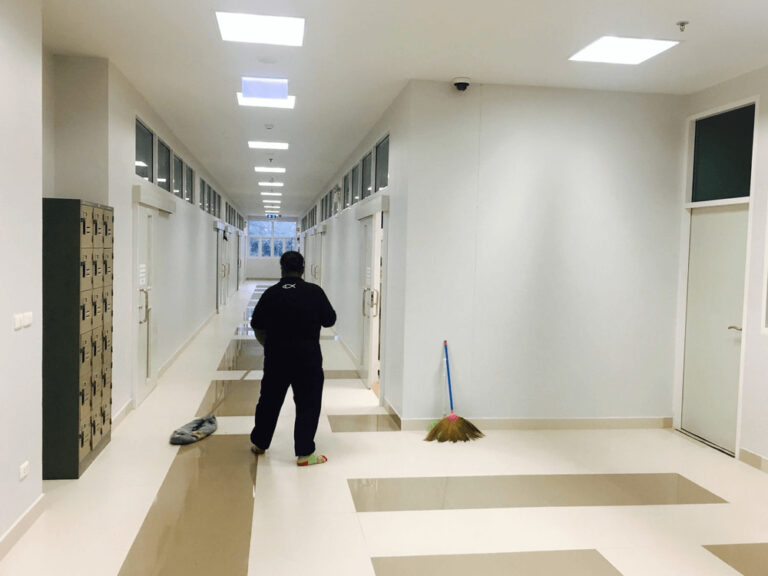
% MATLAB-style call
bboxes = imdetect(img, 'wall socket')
[19,460,30,481]
[12,312,34,331]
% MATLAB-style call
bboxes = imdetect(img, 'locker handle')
[728,326,743,332]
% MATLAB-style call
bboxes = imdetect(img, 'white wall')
[0,0,43,541]
[314,80,686,421]
[400,82,685,419]
[107,63,225,405]
[43,55,243,415]
[686,66,768,460]
[52,57,109,204]
[321,212,365,365]
[246,258,281,279]
[312,85,413,415]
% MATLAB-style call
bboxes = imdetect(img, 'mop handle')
[444,340,454,412]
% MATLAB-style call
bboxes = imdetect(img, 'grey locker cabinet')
[43,198,114,479]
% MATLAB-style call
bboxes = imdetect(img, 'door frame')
[673,96,759,457]
[355,194,389,400]
[131,183,175,408]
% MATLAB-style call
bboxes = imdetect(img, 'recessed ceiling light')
[237,93,296,109]
[570,36,678,65]
[242,77,288,99]
[255,167,286,173]
[263,200,281,204]
[259,182,284,187]
[135,161,148,168]
[261,192,283,196]
[215,12,305,47]
[249,141,290,150]
[157,178,167,183]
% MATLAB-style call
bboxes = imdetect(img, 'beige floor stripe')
[704,542,768,575]
[197,380,262,417]
[372,549,622,575]
[328,414,400,432]
[324,370,361,379]
[218,340,264,370]
[349,473,726,512]
[118,435,256,576]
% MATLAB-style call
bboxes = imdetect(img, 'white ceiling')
[41,0,768,218]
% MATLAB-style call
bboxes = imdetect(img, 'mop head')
[425,412,484,443]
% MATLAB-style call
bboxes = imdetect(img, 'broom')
[425,340,484,442]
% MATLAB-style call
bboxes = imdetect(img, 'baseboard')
[739,448,768,472]
[399,416,673,432]
[0,494,45,562]
[383,400,402,429]
[158,312,216,378]
[112,399,132,430]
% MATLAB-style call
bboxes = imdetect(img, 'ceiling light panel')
[255,167,286,173]
[242,77,288,99]
[237,93,296,109]
[249,141,290,150]
[570,36,678,65]
[263,200,281,204]
[261,192,283,196]
[259,182,284,187]
[216,12,305,46]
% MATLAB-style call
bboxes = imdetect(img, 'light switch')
[13,314,24,331]
[22,312,33,327]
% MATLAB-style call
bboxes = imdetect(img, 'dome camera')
[452,77,471,91]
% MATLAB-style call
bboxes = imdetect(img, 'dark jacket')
[250,277,336,364]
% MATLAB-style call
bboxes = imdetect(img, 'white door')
[681,204,749,453]
[310,233,323,285]
[237,234,242,290]
[358,214,383,389]
[216,230,229,311]
[135,205,158,407]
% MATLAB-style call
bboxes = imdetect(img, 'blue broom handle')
[444,340,454,412]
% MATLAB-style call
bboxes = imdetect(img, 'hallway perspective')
[1,282,768,575]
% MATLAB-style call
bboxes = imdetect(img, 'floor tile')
[196,380,262,417]
[704,542,768,575]
[118,435,255,576]
[348,473,726,512]
[371,549,622,576]
[218,340,264,370]
[328,414,400,432]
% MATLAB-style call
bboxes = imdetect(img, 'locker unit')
[43,199,114,479]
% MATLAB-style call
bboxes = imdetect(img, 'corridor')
[1,281,768,575]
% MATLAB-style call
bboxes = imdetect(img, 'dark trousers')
[250,359,324,457]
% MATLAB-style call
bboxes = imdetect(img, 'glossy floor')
[3,281,768,575]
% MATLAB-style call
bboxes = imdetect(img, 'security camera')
[452,77,471,91]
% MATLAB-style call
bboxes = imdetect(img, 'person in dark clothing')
[249,251,336,466]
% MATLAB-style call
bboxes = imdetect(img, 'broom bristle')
[425,414,484,442]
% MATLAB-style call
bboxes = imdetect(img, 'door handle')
[370,289,380,317]
[362,289,369,317]
[728,326,743,332]
[139,288,150,324]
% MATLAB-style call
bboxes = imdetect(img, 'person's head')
[280,251,304,278]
